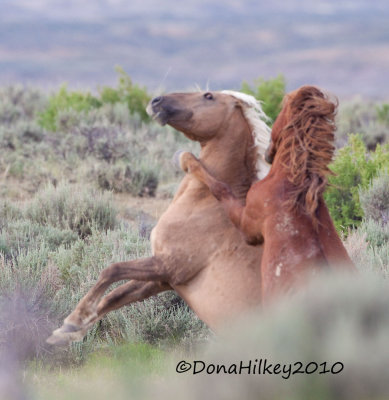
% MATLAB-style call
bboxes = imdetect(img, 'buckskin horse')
[47,90,272,345]
[178,86,354,302]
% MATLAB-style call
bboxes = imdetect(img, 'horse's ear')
[302,85,325,99]
[232,97,244,109]
[290,86,323,110]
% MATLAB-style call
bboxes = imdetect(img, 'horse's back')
[317,200,355,269]
[251,177,354,271]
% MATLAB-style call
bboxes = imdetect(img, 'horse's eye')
[204,92,213,100]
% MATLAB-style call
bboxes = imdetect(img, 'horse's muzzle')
[151,96,163,106]
[146,94,194,128]
[147,96,163,115]
[146,96,169,125]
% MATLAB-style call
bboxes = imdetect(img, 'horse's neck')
[199,121,256,200]
[266,163,284,181]
[260,157,294,201]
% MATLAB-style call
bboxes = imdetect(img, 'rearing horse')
[47,90,272,345]
[178,86,354,302]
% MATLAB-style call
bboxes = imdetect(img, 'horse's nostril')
[152,96,163,105]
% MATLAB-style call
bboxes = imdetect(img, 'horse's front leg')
[47,280,170,345]
[178,151,263,245]
[177,151,233,201]
[47,256,170,345]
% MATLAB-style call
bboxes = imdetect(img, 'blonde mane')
[221,90,271,180]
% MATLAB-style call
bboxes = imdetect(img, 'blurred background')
[1,0,388,97]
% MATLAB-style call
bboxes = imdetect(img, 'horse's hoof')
[46,323,86,346]
[46,333,71,347]
[172,150,187,170]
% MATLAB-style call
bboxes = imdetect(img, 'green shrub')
[99,66,151,123]
[127,291,208,348]
[359,218,389,250]
[38,67,151,132]
[50,223,150,288]
[0,102,194,197]
[324,135,389,233]
[72,123,132,162]
[0,121,45,152]
[0,85,47,124]
[336,99,389,150]
[0,220,77,259]
[345,219,389,275]
[38,85,101,132]
[55,102,137,132]
[376,103,389,125]
[99,102,134,127]
[358,219,389,274]
[241,74,285,122]
[0,79,197,198]
[25,182,118,238]
[96,162,158,197]
[359,172,389,224]
[0,199,23,228]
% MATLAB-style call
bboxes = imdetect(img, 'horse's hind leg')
[47,256,169,345]
[47,280,170,345]
[96,280,171,317]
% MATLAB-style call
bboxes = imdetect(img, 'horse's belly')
[173,246,263,330]
[150,197,235,276]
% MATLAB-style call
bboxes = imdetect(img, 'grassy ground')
[23,273,389,400]
[27,343,174,400]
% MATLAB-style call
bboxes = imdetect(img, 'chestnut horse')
[178,86,354,302]
[47,90,272,345]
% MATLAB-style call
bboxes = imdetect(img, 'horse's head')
[147,91,246,142]
[265,86,335,164]
[148,90,271,183]
[265,85,337,229]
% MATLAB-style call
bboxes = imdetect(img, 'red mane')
[274,86,337,229]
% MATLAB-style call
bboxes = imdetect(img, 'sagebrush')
[0,184,208,368]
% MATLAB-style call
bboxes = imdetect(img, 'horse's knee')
[212,181,232,200]
[245,235,263,246]
[181,152,199,173]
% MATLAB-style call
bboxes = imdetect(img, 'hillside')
[1,0,389,97]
